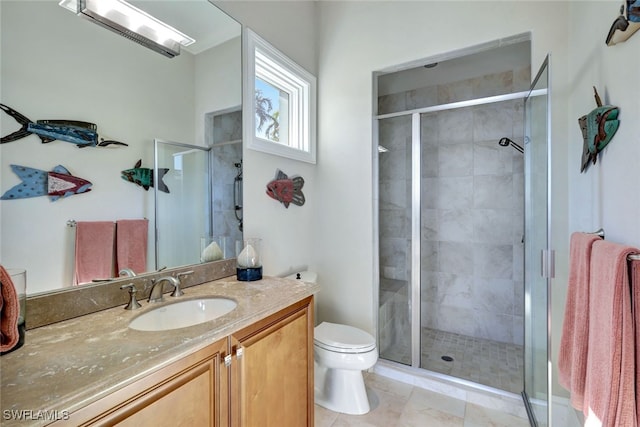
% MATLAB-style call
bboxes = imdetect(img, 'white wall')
[562,0,640,416]
[195,36,242,146]
[315,2,570,346]
[567,2,640,244]
[214,1,319,277]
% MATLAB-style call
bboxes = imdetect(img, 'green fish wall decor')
[121,159,170,193]
[578,87,620,173]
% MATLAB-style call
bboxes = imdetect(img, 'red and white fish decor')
[1,164,92,201]
[266,169,305,208]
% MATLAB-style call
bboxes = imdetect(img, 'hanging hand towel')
[558,232,602,410]
[116,219,148,275]
[631,259,640,421]
[0,265,20,353]
[582,240,639,427]
[74,221,115,285]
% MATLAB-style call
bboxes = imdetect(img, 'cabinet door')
[57,338,228,427]
[230,296,314,427]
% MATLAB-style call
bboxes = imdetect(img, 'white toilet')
[313,322,378,415]
[286,271,378,415]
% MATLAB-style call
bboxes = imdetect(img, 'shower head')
[498,137,524,154]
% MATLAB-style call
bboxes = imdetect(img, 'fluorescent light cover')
[58,0,195,58]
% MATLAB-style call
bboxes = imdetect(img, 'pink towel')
[74,221,115,285]
[582,240,639,426]
[116,219,148,275]
[558,232,602,409]
[632,260,640,421]
[0,265,19,353]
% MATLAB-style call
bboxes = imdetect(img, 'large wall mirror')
[0,0,242,294]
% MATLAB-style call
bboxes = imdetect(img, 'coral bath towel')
[632,260,640,422]
[558,232,602,409]
[74,221,115,285]
[0,265,19,353]
[116,219,148,275]
[582,240,639,427]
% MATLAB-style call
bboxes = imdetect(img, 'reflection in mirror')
[0,1,242,294]
[155,139,212,269]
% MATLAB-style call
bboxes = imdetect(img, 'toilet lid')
[314,322,376,352]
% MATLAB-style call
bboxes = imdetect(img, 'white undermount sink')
[129,298,237,331]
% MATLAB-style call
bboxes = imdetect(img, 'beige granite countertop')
[0,276,319,426]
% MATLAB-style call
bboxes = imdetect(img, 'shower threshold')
[372,359,529,419]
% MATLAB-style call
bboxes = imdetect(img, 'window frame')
[243,28,317,163]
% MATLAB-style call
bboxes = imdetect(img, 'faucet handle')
[176,270,194,280]
[171,270,193,297]
[120,283,142,310]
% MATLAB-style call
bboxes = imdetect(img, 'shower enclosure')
[376,40,551,426]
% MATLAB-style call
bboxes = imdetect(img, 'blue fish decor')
[1,165,92,201]
[266,169,305,208]
[606,0,640,46]
[578,87,620,173]
[121,159,170,193]
[0,103,128,148]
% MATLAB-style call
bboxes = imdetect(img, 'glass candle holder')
[236,238,262,281]
[201,235,226,262]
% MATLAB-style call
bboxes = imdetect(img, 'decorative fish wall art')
[606,0,640,46]
[0,103,128,148]
[578,87,620,173]
[121,159,170,193]
[1,165,92,201]
[266,169,305,208]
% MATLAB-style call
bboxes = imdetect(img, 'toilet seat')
[314,322,376,353]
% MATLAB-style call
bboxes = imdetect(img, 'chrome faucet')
[119,268,136,278]
[146,276,181,303]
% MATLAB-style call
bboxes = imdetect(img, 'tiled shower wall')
[211,110,243,257]
[378,67,530,354]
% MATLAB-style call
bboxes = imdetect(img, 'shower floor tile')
[421,328,524,394]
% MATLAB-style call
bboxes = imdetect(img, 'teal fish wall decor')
[1,164,92,201]
[579,87,620,173]
[0,103,128,148]
[121,159,170,193]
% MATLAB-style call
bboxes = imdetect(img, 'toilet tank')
[285,271,317,284]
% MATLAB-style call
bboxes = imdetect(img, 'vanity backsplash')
[26,259,236,329]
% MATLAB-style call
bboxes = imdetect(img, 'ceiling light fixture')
[58,0,195,58]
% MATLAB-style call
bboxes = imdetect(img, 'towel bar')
[585,229,639,261]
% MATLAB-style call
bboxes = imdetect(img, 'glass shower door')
[154,139,211,270]
[377,115,413,365]
[523,56,550,427]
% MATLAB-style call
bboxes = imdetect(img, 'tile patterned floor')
[382,328,524,394]
[421,328,524,394]
[315,372,531,427]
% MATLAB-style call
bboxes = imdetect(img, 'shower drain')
[441,355,454,362]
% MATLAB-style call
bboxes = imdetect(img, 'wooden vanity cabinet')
[229,296,314,427]
[51,296,313,427]
[56,337,229,427]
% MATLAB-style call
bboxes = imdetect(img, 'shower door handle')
[541,249,555,279]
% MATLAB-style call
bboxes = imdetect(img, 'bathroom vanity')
[0,276,317,427]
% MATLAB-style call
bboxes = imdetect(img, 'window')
[244,29,316,163]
